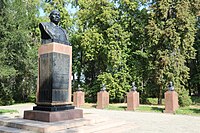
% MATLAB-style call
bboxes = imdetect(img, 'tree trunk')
[158,85,163,105]
[198,84,200,96]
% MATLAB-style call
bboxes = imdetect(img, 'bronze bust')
[39,10,70,45]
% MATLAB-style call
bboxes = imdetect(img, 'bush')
[191,96,200,105]
[146,98,165,105]
[27,95,36,103]
[0,97,15,106]
[178,89,192,107]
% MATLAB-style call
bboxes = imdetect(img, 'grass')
[136,105,164,113]
[80,103,200,116]
[80,103,96,109]
[176,106,200,116]
[0,109,18,114]
[106,103,126,111]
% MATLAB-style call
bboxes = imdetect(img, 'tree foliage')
[0,0,40,105]
[146,0,198,105]
[0,0,199,106]
[71,0,134,102]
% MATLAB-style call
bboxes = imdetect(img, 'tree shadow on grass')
[188,108,200,114]
[118,106,127,110]
[92,105,97,108]
[151,107,164,112]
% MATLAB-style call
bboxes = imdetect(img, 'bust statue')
[101,84,106,91]
[39,10,70,45]
[168,81,174,91]
[131,82,137,91]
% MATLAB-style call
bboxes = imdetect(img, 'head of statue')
[168,81,174,91]
[49,10,60,25]
[169,81,173,87]
[131,82,137,91]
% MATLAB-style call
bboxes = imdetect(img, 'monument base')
[96,91,109,109]
[126,91,139,111]
[24,109,83,122]
[73,91,85,107]
[164,91,179,113]
[33,104,75,111]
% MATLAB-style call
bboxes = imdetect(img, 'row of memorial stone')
[73,81,179,113]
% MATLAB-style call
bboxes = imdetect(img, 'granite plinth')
[164,91,179,113]
[73,91,85,107]
[127,91,139,111]
[24,109,83,122]
[96,91,109,109]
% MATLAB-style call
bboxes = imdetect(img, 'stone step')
[0,114,107,133]
[0,126,33,133]
[68,120,129,133]
[0,118,91,133]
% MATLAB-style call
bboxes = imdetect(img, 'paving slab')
[0,126,33,133]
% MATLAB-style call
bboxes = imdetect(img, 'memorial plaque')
[38,52,70,104]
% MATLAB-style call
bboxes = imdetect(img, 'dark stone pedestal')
[24,43,83,122]
[33,105,75,111]
[36,43,73,105]
[24,109,83,122]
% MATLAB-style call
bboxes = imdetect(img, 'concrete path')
[0,103,200,133]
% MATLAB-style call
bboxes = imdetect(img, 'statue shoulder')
[39,22,51,29]
[63,28,67,34]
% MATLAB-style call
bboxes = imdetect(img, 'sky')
[39,3,77,17]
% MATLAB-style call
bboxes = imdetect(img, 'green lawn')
[0,109,18,114]
[80,103,200,116]
[176,106,200,116]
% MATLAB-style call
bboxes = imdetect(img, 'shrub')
[178,89,192,107]
[146,98,165,105]
[27,95,36,103]
[191,96,200,105]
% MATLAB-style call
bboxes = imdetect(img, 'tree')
[72,0,132,102]
[146,0,198,106]
[0,0,40,105]
[114,0,151,102]
[189,13,200,96]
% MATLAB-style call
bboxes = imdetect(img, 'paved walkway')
[0,103,200,133]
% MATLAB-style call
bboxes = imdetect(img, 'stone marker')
[96,84,109,109]
[73,85,85,107]
[164,82,179,113]
[127,82,139,111]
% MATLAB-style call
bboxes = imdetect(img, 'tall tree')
[189,12,200,96]
[72,0,132,102]
[0,0,40,105]
[146,0,198,106]
[114,0,151,102]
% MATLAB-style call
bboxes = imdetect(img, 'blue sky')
[39,3,77,17]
